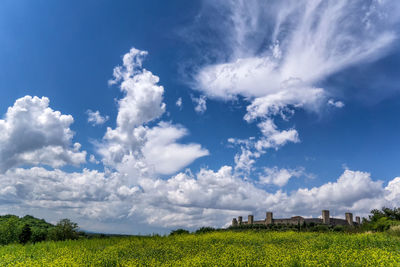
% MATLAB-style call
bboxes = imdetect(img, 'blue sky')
[1,0,400,234]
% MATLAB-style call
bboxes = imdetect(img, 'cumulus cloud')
[191,95,207,114]
[0,165,398,231]
[109,47,165,128]
[260,167,304,187]
[287,170,386,214]
[0,93,394,230]
[385,177,400,202]
[142,122,209,174]
[0,96,86,172]
[328,99,345,108]
[89,154,99,164]
[176,97,182,108]
[87,110,109,126]
[100,48,208,176]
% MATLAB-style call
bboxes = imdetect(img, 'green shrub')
[315,225,329,232]
[387,225,400,237]
[333,225,344,232]
[31,228,48,243]
[195,227,215,234]
[18,224,32,244]
[170,229,190,235]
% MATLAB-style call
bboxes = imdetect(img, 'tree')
[19,224,32,244]
[0,216,19,245]
[49,219,79,241]
[363,207,400,231]
[170,229,189,236]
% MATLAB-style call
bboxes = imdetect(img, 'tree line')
[0,215,79,245]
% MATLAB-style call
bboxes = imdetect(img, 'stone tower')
[238,216,243,225]
[248,215,254,225]
[322,210,330,224]
[356,216,361,225]
[345,213,353,226]
[266,212,273,225]
[232,218,238,226]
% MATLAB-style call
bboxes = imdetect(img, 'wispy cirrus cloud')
[192,0,400,172]
[195,0,400,105]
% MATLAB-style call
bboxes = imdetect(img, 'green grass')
[1,231,400,266]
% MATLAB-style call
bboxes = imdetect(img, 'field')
[1,231,400,266]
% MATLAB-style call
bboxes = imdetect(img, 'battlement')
[232,210,360,227]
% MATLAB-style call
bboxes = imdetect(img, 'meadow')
[1,231,400,266]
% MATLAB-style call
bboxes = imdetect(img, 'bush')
[388,225,400,237]
[170,229,190,236]
[31,228,48,243]
[370,217,396,232]
[195,227,215,234]
[315,225,329,232]
[333,225,344,232]
[18,224,32,244]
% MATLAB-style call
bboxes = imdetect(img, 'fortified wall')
[232,210,361,227]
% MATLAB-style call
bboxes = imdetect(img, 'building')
[232,210,361,227]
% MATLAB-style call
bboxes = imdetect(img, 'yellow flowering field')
[0,231,399,266]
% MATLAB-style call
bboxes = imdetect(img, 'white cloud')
[191,1,399,171]
[244,80,325,122]
[256,119,299,149]
[191,95,207,114]
[142,122,209,175]
[87,110,109,126]
[195,0,398,104]
[1,165,399,231]
[100,48,208,175]
[176,97,182,108]
[229,119,299,175]
[109,47,165,128]
[260,167,304,187]
[0,95,86,172]
[287,170,386,213]
[89,154,99,164]
[328,99,345,108]
[385,177,400,202]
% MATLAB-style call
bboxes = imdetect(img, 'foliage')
[48,219,79,241]
[195,227,215,234]
[362,207,400,232]
[388,225,400,237]
[314,224,329,232]
[18,224,32,244]
[169,229,190,236]
[369,207,400,221]
[0,216,19,245]
[333,225,345,232]
[0,231,400,266]
[0,215,80,245]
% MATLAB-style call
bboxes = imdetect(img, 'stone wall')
[233,210,360,227]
